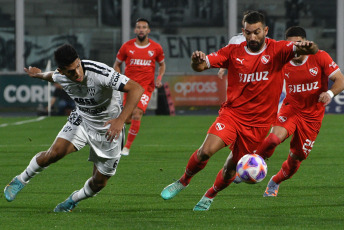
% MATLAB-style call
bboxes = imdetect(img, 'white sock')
[19,155,44,183]
[72,178,97,202]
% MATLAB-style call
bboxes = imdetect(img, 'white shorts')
[57,112,125,176]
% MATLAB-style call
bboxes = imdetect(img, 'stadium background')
[0,0,343,115]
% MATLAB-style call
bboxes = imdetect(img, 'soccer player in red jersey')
[257,26,344,197]
[113,18,166,156]
[160,11,318,211]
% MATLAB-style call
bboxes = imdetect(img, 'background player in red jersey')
[113,18,166,156]
[160,11,318,211]
[252,26,344,197]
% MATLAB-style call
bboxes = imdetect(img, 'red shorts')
[123,86,153,113]
[274,104,322,160]
[208,109,271,163]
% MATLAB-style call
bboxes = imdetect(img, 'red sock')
[125,120,141,149]
[179,150,208,186]
[256,133,281,159]
[273,155,301,184]
[205,169,235,198]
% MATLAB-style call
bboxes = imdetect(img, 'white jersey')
[228,33,246,45]
[52,60,129,125]
[53,60,129,159]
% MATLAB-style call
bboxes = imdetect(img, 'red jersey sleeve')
[156,43,165,63]
[315,50,340,78]
[206,45,233,69]
[116,43,127,63]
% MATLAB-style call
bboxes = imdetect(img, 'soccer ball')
[236,154,267,184]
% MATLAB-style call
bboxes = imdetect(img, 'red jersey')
[116,38,165,91]
[282,50,339,121]
[207,38,295,127]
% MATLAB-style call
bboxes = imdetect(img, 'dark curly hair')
[54,44,79,69]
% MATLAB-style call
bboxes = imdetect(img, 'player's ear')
[264,26,269,36]
[57,68,63,75]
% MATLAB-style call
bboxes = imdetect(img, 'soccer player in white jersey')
[3,44,144,212]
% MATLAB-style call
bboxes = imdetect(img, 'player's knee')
[197,148,213,161]
[267,133,282,147]
[222,167,236,180]
[132,111,143,121]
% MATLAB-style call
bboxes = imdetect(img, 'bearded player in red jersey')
[253,26,344,197]
[113,18,166,156]
[160,11,319,211]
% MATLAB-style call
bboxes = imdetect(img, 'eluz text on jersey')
[288,81,319,93]
[239,71,269,83]
[129,59,152,66]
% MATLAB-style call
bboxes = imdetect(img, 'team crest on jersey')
[278,116,287,123]
[87,87,96,96]
[309,67,318,76]
[215,123,225,131]
[148,50,154,57]
[261,55,270,64]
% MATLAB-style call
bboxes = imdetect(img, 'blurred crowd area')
[0,0,337,74]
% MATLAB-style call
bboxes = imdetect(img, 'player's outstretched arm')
[191,51,209,72]
[318,70,344,106]
[294,41,319,56]
[104,80,144,142]
[113,60,122,74]
[155,61,166,88]
[217,68,226,79]
[24,66,54,82]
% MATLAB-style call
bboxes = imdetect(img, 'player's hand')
[155,78,163,88]
[24,66,42,78]
[104,118,124,142]
[294,41,318,54]
[191,50,206,64]
[217,68,226,79]
[318,91,332,106]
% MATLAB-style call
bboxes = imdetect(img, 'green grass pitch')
[0,115,343,229]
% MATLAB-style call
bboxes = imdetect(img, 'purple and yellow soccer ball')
[236,154,267,184]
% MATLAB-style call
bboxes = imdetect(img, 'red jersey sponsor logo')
[129,59,152,66]
[278,116,287,123]
[261,55,270,64]
[239,71,269,83]
[215,122,225,131]
[236,58,244,64]
[309,67,318,76]
[288,81,319,93]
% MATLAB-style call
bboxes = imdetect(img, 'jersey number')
[302,139,314,156]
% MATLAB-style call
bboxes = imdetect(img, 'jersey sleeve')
[92,62,130,92]
[316,50,340,78]
[108,71,130,91]
[116,44,127,63]
[156,44,165,63]
[275,40,296,64]
[206,45,231,69]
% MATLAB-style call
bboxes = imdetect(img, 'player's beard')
[137,34,147,42]
[247,39,265,52]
